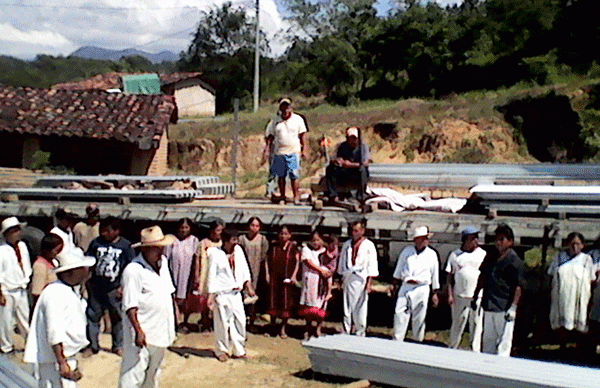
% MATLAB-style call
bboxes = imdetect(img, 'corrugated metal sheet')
[0,356,36,388]
[122,74,161,95]
[304,335,600,388]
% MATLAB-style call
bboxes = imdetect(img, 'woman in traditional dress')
[196,219,225,331]
[548,232,595,346]
[265,225,299,338]
[298,231,337,338]
[165,218,200,333]
[238,217,269,326]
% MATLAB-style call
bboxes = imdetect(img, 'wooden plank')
[304,335,600,388]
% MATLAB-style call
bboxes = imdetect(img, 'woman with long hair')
[196,219,225,331]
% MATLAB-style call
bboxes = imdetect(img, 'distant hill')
[70,46,179,64]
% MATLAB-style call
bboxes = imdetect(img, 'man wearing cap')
[73,203,100,252]
[445,226,486,351]
[392,226,440,342]
[0,217,32,354]
[262,98,309,205]
[325,126,370,203]
[119,226,176,388]
[51,208,77,255]
[24,248,95,387]
[337,220,379,336]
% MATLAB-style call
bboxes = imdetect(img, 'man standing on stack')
[262,98,309,205]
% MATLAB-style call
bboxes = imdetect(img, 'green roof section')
[122,74,161,95]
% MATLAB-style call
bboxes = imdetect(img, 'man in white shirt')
[393,226,440,342]
[207,230,256,362]
[0,217,32,354]
[337,220,379,336]
[50,208,78,255]
[119,226,176,388]
[73,203,100,252]
[262,98,309,205]
[446,226,486,351]
[24,248,95,387]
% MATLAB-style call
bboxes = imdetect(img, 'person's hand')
[134,329,147,348]
[207,294,216,311]
[447,294,454,306]
[261,149,270,165]
[265,273,270,284]
[431,293,439,308]
[115,286,124,300]
[365,282,372,294]
[320,268,332,278]
[58,361,72,380]
[505,304,518,322]
[0,294,6,306]
[247,287,256,298]
[470,299,478,311]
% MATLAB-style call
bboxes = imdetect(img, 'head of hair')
[494,223,514,241]
[100,216,121,232]
[176,218,194,230]
[41,233,63,255]
[350,219,367,229]
[221,229,239,243]
[208,219,225,231]
[566,232,585,245]
[247,217,263,228]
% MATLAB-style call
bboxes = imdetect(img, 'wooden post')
[232,98,240,197]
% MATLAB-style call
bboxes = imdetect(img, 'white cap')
[0,217,26,235]
[346,127,359,138]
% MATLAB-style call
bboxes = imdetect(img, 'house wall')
[173,79,215,117]
[130,130,169,176]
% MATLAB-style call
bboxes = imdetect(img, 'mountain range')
[69,46,179,63]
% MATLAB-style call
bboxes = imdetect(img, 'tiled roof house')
[0,85,177,175]
[53,72,216,117]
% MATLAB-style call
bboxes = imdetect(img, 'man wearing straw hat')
[0,216,32,354]
[392,226,440,342]
[119,226,176,388]
[24,247,95,387]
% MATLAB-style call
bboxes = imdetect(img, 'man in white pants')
[207,230,256,362]
[24,248,95,387]
[119,226,176,388]
[446,226,486,351]
[337,220,379,336]
[472,223,524,357]
[393,226,440,342]
[0,217,32,354]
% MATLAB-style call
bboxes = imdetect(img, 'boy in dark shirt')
[472,223,525,356]
[84,216,135,356]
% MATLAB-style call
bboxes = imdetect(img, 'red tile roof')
[0,86,177,149]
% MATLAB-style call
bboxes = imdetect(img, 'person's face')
[4,226,22,245]
[280,104,292,120]
[278,228,291,243]
[347,135,359,148]
[223,236,239,253]
[414,235,429,250]
[494,234,514,254]
[310,234,324,249]
[351,224,365,241]
[211,225,224,241]
[178,222,191,239]
[100,226,120,242]
[248,219,261,235]
[71,266,91,285]
[567,236,584,256]
[462,234,479,252]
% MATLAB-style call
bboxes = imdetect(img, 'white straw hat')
[0,217,26,235]
[410,226,433,240]
[54,247,95,273]
[132,226,176,248]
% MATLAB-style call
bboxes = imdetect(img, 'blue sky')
[0,0,459,60]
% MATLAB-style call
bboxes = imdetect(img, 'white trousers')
[0,288,29,353]
[482,311,515,357]
[449,296,483,352]
[393,283,430,341]
[37,359,77,388]
[342,275,369,336]
[119,345,166,388]
[213,292,246,357]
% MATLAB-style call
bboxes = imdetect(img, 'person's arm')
[243,280,256,297]
[471,272,485,310]
[52,343,82,381]
[126,307,146,347]
[290,247,300,283]
[300,132,308,159]
[446,272,454,305]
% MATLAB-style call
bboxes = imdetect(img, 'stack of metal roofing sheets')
[304,334,600,388]
[0,356,36,388]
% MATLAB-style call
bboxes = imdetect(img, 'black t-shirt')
[336,141,370,165]
[87,236,135,291]
[480,248,525,312]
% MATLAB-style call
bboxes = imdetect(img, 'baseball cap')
[346,127,359,138]
[461,226,480,237]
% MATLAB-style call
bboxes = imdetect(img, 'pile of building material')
[0,356,35,387]
[0,175,234,203]
[303,335,600,388]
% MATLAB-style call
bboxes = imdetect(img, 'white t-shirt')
[0,241,31,291]
[445,247,487,298]
[207,245,251,294]
[265,112,308,155]
[24,281,88,364]
[393,246,440,289]
[337,238,379,281]
[50,226,75,255]
[121,254,175,348]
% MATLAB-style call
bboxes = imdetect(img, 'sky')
[0,0,460,60]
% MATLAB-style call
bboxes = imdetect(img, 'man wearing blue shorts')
[262,98,308,205]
